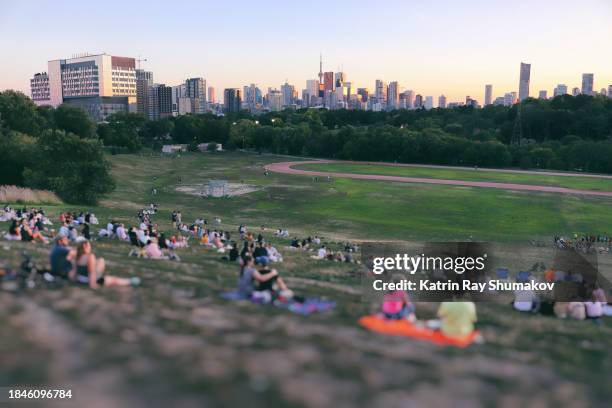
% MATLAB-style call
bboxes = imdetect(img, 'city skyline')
[1,0,612,103]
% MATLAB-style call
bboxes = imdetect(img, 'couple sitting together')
[50,234,140,289]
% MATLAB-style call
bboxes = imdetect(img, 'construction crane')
[136,56,148,70]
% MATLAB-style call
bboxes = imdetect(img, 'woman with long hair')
[70,240,139,289]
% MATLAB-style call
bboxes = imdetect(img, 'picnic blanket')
[358,315,480,348]
[220,290,336,315]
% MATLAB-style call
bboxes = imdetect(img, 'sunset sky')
[1,0,611,103]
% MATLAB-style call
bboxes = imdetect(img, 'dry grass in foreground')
[0,185,62,205]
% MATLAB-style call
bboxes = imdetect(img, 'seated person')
[317,246,327,259]
[255,258,290,294]
[238,256,291,298]
[145,239,166,259]
[382,289,415,321]
[437,302,477,338]
[513,287,540,312]
[5,220,21,240]
[265,243,282,262]
[116,224,128,241]
[69,240,139,289]
[49,235,75,277]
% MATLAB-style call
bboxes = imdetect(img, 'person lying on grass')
[70,239,140,289]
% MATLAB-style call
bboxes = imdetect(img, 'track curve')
[264,160,612,198]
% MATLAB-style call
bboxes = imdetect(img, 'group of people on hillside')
[554,234,611,253]
[3,207,54,243]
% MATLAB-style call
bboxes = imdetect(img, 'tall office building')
[323,72,335,92]
[207,86,216,104]
[484,84,493,106]
[374,80,387,106]
[518,62,530,101]
[185,77,207,113]
[503,93,513,106]
[30,53,137,121]
[553,84,568,97]
[334,72,345,88]
[305,79,320,106]
[136,69,154,116]
[223,88,241,113]
[387,81,399,110]
[401,90,414,109]
[357,88,369,103]
[148,84,172,120]
[171,83,186,115]
[280,82,295,107]
[581,73,594,96]
[438,94,447,109]
[538,90,547,99]
[414,94,423,108]
[266,89,282,111]
[424,96,434,110]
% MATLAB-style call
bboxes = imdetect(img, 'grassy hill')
[1,151,610,407]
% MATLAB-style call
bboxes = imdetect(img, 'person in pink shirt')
[382,289,415,321]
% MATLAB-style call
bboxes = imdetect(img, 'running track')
[264,160,612,198]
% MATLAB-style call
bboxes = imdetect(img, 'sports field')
[1,151,611,407]
[293,162,612,193]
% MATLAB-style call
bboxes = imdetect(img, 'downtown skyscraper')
[518,62,530,101]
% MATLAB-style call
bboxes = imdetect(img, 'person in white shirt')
[317,246,327,259]
[116,224,128,241]
[513,289,539,312]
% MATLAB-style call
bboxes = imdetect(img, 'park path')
[265,160,612,198]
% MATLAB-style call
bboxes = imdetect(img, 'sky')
[1,0,611,103]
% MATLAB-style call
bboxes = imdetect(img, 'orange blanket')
[358,315,480,348]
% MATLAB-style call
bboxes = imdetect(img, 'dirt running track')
[265,160,612,198]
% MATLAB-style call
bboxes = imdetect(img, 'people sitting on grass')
[381,286,415,322]
[436,301,477,338]
[70,239,139,289]
[49,234,75,277]
[237,256,292,301]
[5,219,21,241]
[265,243,283,262]
[19,219,48,244]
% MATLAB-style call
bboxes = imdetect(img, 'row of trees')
[2,89,612,204]
[0,91,114,204]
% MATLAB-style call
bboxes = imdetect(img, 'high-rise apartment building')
[414,94,423,108]
[553,84,568,97]
[148,84,172,120]
[136,69,153,117]
[30,53,137,121]
[207,86,216,104]
[266,89,282,111]
[572,87,581,96]
[185,77,207,114]
[425,96,434,110]
[581,73,594,96]
[387,81,399,110]
[400,90,413,109]
[374,80,387,106]
[484,84,493,106]
[223,88,241,113]
[438,94,447,109]
[280,82,295,107]
[305,79,320,106]
[608,85,612,99]
[518,62,530,101]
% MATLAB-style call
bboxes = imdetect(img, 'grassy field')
[95,152,612,242]
[1,151,611,407]
[296,162,612,192]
